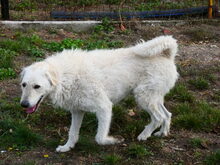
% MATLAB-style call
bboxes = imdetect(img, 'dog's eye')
[34,85,41,89]
[22,83,26,88]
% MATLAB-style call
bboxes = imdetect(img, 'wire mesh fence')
[0,0,219,20]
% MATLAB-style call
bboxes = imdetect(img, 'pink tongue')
[26,105,37,114]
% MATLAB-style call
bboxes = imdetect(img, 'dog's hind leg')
[56,111,84,152]
[154,104,172,137]
[95,99,124,145]
[134,88,167,140]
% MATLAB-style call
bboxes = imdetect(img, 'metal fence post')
[1,0,10,20]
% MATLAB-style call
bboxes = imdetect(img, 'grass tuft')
[204,150,220,165]
[128,144,153,158]
[0,48,16,69]
[0,68,16,80]
[173,102,220,131]
[0,119,43,150]
[103,154,122,165]
[188,77,209,90]
[189,137,206,148]
[75,135,101,154]
[184,28,217,41]
[166,84,194,103]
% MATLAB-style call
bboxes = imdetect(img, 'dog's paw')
[96,136,124,145]
[137,133,150,141]
[153,131,168,137]
[56,145,71,152]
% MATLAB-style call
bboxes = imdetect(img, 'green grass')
[188,77,209,90]
[9,0,207,13]
[103,154,122,165]
[0,48,16,80]
[166,84,195,103]
[75,135,101,154]
[189,137,206,148]
[0,48,16,69]
[94,18,114,33]
[204,150,220,165]
[127,144,153,158]
[184,28,218,42]
[135,0,206,11]
[0,34,45,57]
[0,68,16,80]
[173,102,220,131]
[43,37,123,52]
[0,119,43,150]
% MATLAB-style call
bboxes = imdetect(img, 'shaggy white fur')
[20,35,178,152]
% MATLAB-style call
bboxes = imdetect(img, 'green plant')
[27,46,44,57]
[0,48,16,69]
[188,77,209,90]
[166,84,194,103]
[173,102,220,131]
[184,28,217,41]
[0,68,16,80]
[76,0,98,6]
[103,154,122,165]
[0,119,43,150]
[75,135,101,154]
[43,39,84,52]
[204,150,220,165]
[128,144,153,158]
[94,18,114,33]
[189,137,206,148]
[12,0,37,11]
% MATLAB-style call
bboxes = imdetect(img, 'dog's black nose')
[21,100,30,108]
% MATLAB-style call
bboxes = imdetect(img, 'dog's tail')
[131,36,178,60]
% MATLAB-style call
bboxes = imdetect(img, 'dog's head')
[20,62,58,114]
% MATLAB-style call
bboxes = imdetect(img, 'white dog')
[20,36,178,152]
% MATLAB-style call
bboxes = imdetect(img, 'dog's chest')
[50,76,103,112]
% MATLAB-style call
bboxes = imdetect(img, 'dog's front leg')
[56,111,84,152]
[95,107,123,145]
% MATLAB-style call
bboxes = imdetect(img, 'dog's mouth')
[26,96,44,114]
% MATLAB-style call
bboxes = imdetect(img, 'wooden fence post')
[208,0,213,18]
[1,0,10,20]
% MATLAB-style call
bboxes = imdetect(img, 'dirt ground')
[0,20,220,165]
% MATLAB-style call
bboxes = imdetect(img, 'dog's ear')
[20,68,26,81]
[45,65,58,86]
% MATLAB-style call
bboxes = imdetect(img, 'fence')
[0,0,219,20]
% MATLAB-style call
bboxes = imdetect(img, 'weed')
[0,100,24,118]
[204,150,220,165]
[22,160,36,165]
[0,119,43,150]
[184,28,217,41]
[173,102,220,131]
[189,137,206,148]
[123,95,136,108]
[81,112,97,135]
[0,68,16,80]
[212,90,220,102]
[188,77,209,90]
[0,48,16,69]
[11,0,37,11]
[128,143,153,158]
[166,84,194,103]
[43,38,123,52]
[103,154,122,165]
[135,0,203,11]
[76,0,98,6]
[94,18,114,33]
[76,135,101,154]
[0,34,45,57]
[27,46,44,57]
